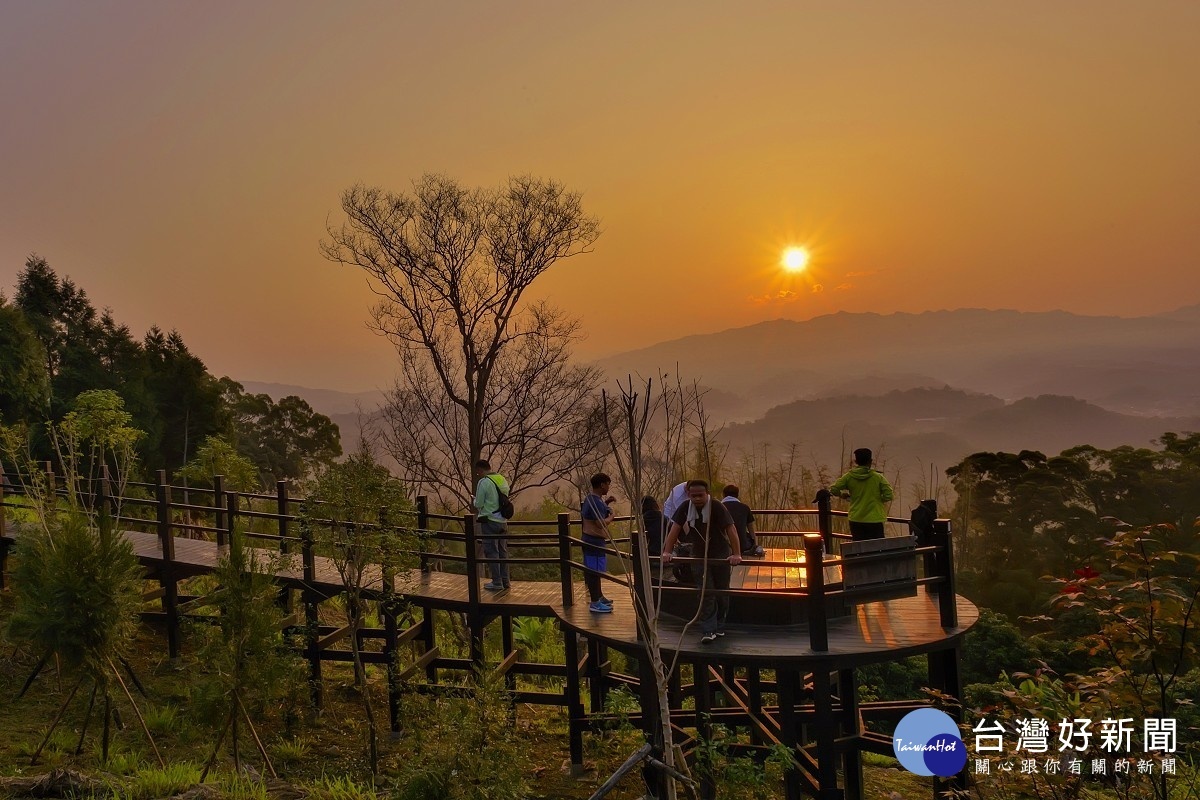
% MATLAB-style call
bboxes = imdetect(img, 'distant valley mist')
[245,306,1200,513]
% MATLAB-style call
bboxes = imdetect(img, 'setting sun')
[782,247,809,272]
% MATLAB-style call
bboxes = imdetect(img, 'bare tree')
[322,175,602,508]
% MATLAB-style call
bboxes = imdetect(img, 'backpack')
[909,499,937,545]
[489,474,515,519]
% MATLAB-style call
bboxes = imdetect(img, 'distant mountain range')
[594,306,1200,420]
[241,306,1200,508]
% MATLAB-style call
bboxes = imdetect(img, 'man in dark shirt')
[661,479,743,643]
[721,483,764,556]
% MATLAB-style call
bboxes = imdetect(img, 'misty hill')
[723,388,1200,497]
[238,382,387,417]
[595,308,1200,420]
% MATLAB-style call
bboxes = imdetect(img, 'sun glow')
[782,247,810,272]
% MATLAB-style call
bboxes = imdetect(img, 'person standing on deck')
[472,459,510,590]
[581,473,617,613]
[721,484,764,557]
[661,479,743,643]
[640,495,666,559]
[824,448,894,541]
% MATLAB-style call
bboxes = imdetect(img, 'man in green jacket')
[827,448,894,540]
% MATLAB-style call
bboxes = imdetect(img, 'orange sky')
[2,2,1198,391]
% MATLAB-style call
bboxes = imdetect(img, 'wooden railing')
[1,467,958,657]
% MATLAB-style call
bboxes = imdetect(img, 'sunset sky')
[2,2,1198,392]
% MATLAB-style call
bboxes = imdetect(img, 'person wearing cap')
[824,448,894,540]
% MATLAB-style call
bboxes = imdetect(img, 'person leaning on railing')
[661,479,743,644]
[820,447,894,541]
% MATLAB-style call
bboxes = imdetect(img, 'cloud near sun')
[750,284,827,305]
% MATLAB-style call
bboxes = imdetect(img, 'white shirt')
[662,482,688,522]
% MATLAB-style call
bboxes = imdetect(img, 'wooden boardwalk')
[4,524,975,667]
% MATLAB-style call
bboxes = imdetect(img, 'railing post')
[416,495,430,573]
[464,513,483,668]
[816,491,833,552]
[558,512,573,608]
[380,505,401,734]
[226,491,239,546]
[298,505,322,710]
[42,461,55,500]
[277,481,295,613]
[932,519,958,628]
[629,509,650,639]
[803,533,828,652]
[212,474,226,547]
[155,469,181,659]
[277,481,290,554]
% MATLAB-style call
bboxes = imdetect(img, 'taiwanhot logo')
[892,708,967,777]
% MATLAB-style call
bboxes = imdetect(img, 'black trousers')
[849,521,885,540]
[697,561,731,634]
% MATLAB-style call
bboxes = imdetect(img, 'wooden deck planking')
[3,524,978,666]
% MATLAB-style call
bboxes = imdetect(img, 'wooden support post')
[464,513,484,669]
[839,668,863,799]
[563,630,585,774]
[422,606,438,684]
[416,495,430,573]
[932,519,958,627]
[748,667,763,746]
[812,664,844,799]
[816,491,833,552]
[299,509,322,710]
[501,614,516,693]
[212,474,226,547]
[557,512,573,607]
[155,470,181,659]
[384,594,400,734]
[778,668,805,800]
[804,534,828,652]
[637,654,667,799]
[931,644,966,796]
[587,638,604,714]
[696,661,715,800]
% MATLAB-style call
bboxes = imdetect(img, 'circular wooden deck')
[555,590,978,666]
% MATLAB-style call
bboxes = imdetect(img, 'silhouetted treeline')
[1,255,340,485]
[947,433,1200,620]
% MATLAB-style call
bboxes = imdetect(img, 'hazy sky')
[2,2,1198,392]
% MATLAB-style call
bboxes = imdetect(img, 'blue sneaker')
[588,601,613,613]
[598,597,614,608]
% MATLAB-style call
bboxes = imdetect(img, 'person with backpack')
[472,458,511,590]
[581,473,617,613]
[823,448,895,540]
[721,483,764,556]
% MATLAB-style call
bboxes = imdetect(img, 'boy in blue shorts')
[581,472,617,613]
